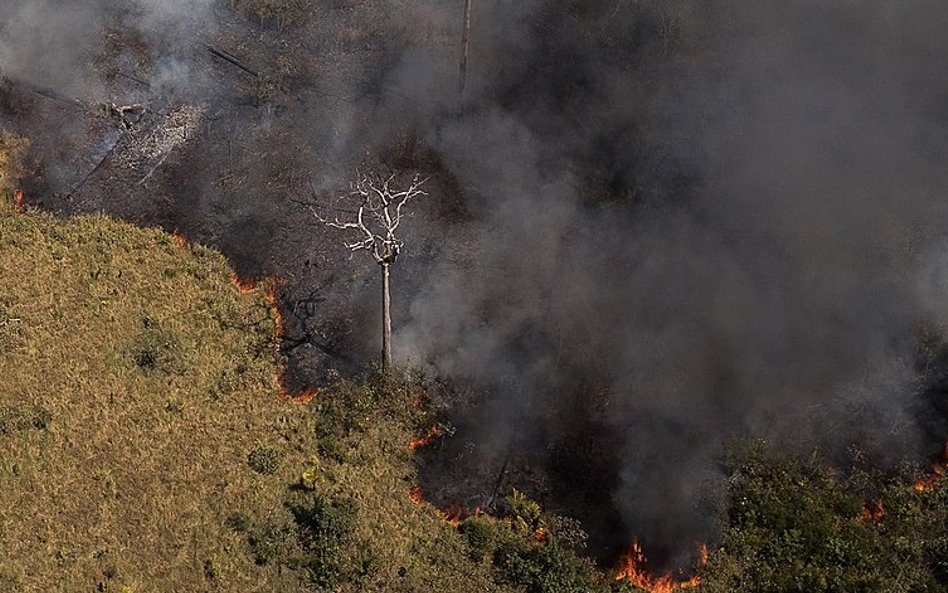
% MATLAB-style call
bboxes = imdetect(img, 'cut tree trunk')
[381,262,393,371]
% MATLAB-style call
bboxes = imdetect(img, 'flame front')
[409,424,445,450]
[12,189,24,212]
[443,504,464,526]
[230,271,256,294]
[615,540,707,593]
[913,443,947,492]
[247,275,316,403]
[860,500,885,522]
[170,228,189,248]
[266,279,284,340]
[409,486,424,504]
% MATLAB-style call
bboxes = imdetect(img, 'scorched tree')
[300,170,427,371]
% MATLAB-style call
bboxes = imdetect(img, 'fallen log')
[19,81,85,111]
[204,44,259,78]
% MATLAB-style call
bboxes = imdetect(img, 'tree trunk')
[457,0,474,118]
[381,262,393,371]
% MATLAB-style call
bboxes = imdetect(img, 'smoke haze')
[2,0,947,567]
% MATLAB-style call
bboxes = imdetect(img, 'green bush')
[460,516,498,562]
[288,494,357,588]
[129,325,182,374]
[492,536,604,593]
[247,522,296,566]
[247,445,284,475]
[0,404,51,434]
[505,489,542,531]
[701,448,948,593]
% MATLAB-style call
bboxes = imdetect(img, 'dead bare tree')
[299,171,427,371]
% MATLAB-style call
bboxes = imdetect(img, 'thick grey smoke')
[2,0,947,568]
[395,0,948,563]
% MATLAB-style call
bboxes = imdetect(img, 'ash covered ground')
[3,0,948,570]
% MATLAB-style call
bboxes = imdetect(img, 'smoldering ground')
[2,0,948,570]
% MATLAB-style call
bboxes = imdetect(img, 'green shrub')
[505,489,542,531]
[129,326,181,374]
[247,521,295,566]
[288,494,357,588]
[460,516,498,562]
[225,512,251,532]
[247,445,284,475]
[701,449,948,593]
[0,404,51,434]
[492,536,602,593]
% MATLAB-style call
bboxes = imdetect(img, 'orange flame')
[12,189,24,212]
[860,500,885,522]
[409,424,445,450]
[260,276,316,404]
[409,486,424,504]
[443,505,464,526]
[281,387,318,405]
[230,271,257,294]
[266,279,285,340]
[170,228,189,248]
[615,540,707,593]
[534,527,550,543]
[913,444,947,492]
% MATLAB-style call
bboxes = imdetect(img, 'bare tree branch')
[301,170,428,264]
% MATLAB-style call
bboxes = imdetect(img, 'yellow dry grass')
[0,199,314,592]
[0,131,29,195]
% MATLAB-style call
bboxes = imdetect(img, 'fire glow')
[264,277,319,404]
[406,485,484,527]
[860,500,885,522]
[443,504,464,526]
[913,444,947,492]
[170,228,189,248]
[409,424,445,450]
[230,271,256,294]
[615,540,708,593]
[12,189,24,212]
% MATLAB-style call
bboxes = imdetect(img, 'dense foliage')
[702,449,947,593]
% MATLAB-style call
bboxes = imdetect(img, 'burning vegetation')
[165,228,318,404]
[860,500,886,523]
[913,444,947,492]
[615,540,707,592]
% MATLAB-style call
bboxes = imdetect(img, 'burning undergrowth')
[2,0,948,575]
[166,226,319,403]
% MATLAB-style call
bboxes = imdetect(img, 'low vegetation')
[702,447,947,593]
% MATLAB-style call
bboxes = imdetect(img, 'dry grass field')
[0,139,524,593]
